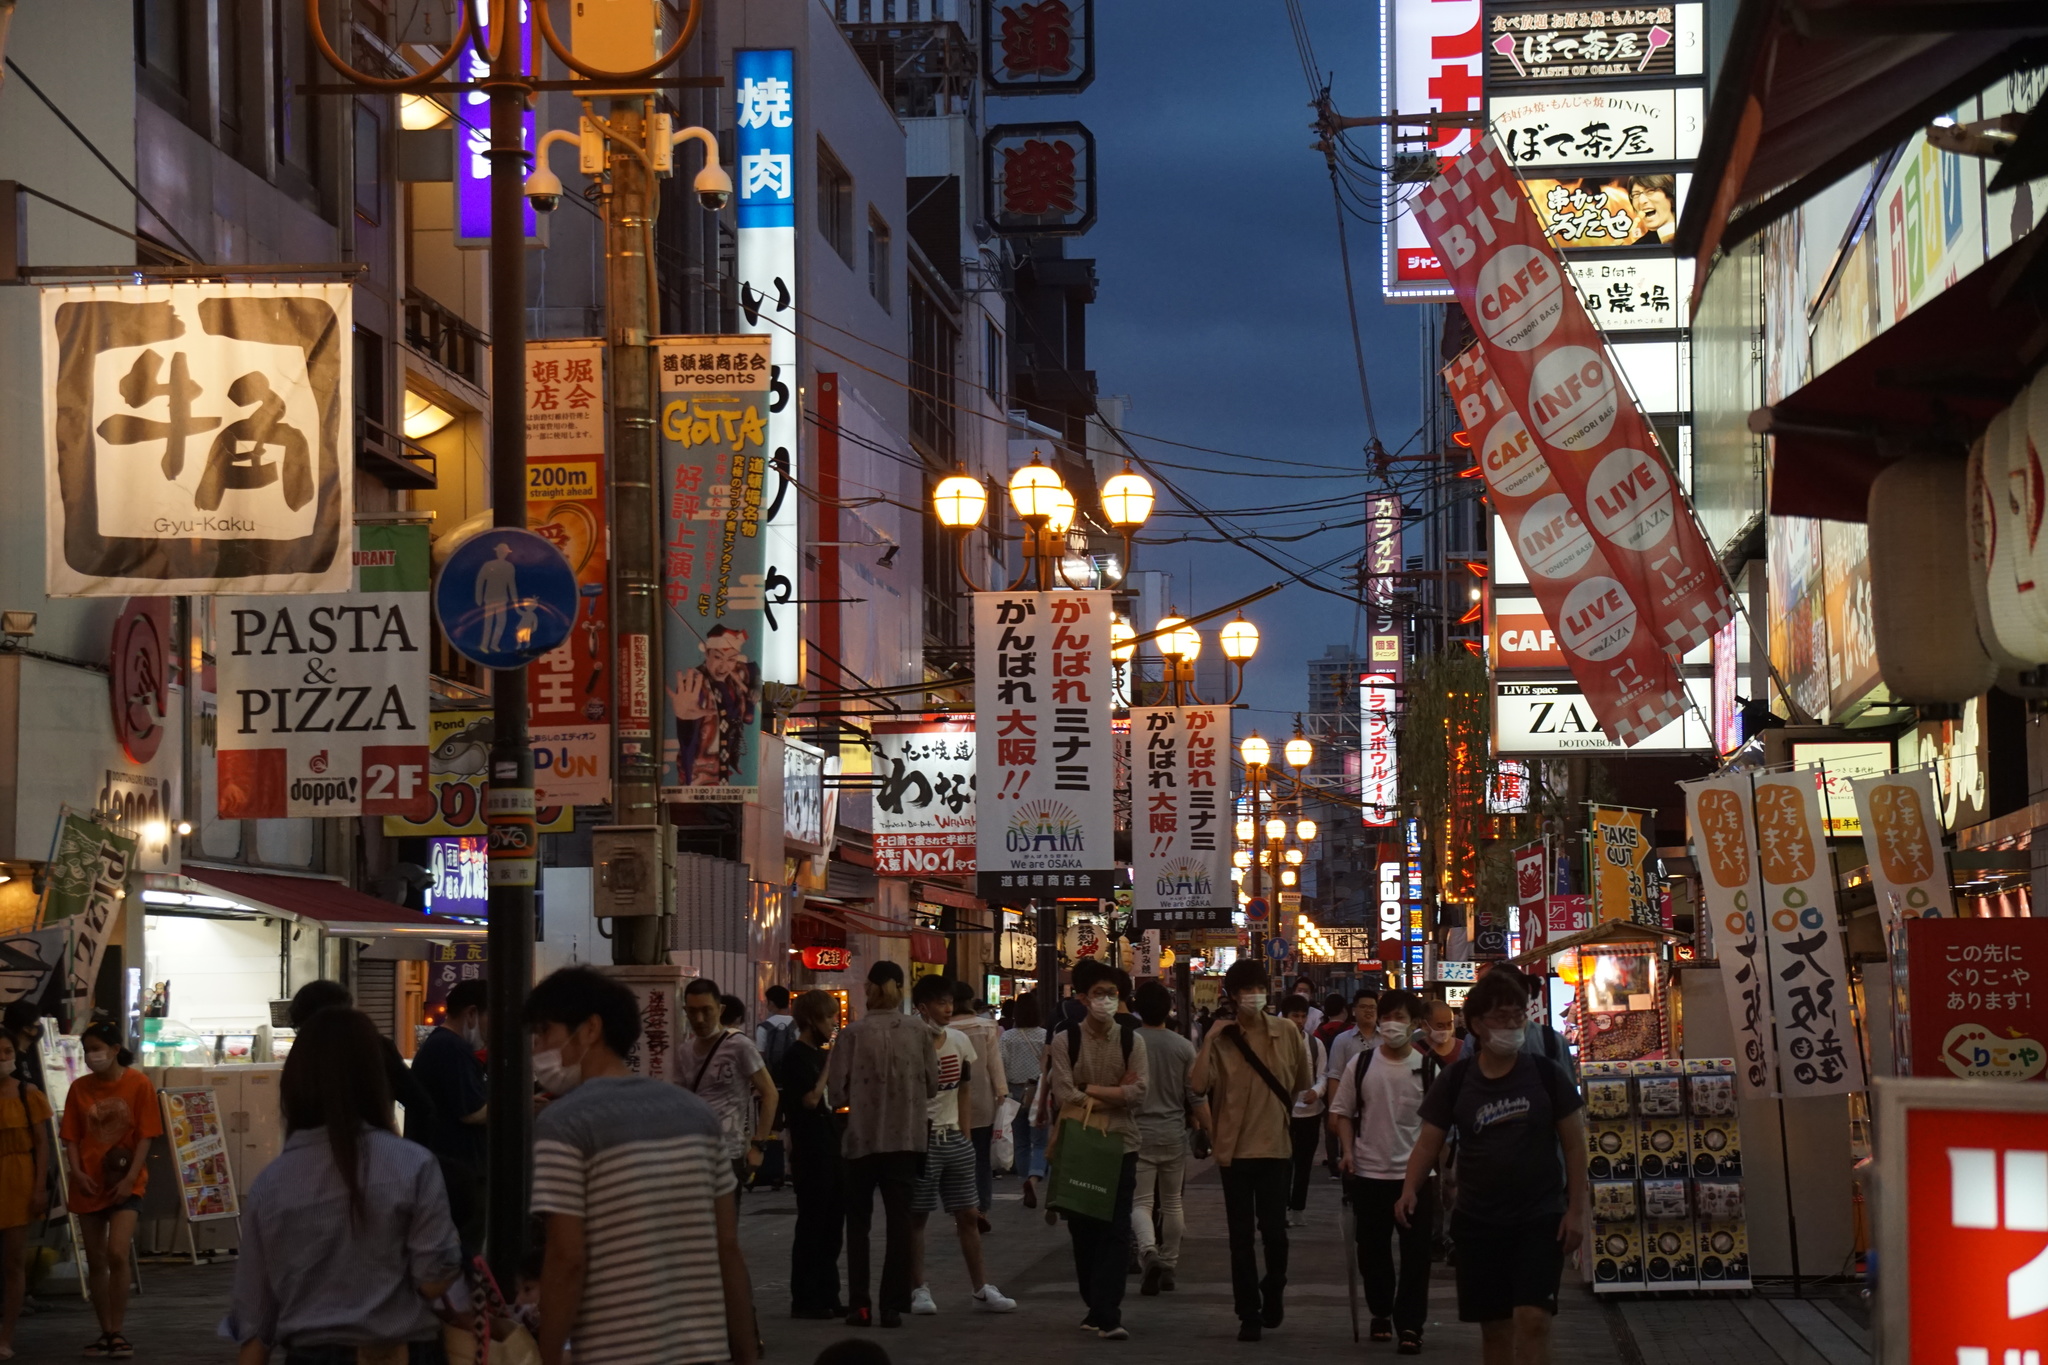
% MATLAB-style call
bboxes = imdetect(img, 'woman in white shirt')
[1279,995,1326,1227]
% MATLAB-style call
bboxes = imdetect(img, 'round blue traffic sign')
[1266,936,1291,961]
[1245,896,1269,922]
[435,528,579,670]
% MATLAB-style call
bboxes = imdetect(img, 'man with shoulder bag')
[1189,959,1312,1342]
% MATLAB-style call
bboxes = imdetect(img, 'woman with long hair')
[0,1029,50,1359]
[59,1023,159,1360]
[226,1008,461,1365]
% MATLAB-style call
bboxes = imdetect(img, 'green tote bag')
[1046,1100,1124,1222]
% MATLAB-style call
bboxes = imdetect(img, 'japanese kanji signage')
[1131,705,1233,931]
[1853,768,1956,929]
[1684,773,1774,1097]
[1570,255,1685,332]
[983,0,1094,93]
[1382,0,1482,299]
[1524,173,1688,249]
[1448,347,1690,745]
[39,810,135,1034]
[1485,5,1703,86]
[1362,673,1400,825]
[973,590,1116,904]
[214,524,431,820]
[43,282,353,597]
[1423,142,1733,670]
[525,340,610,806]
[734,49,801,688]
[1590,805,1656,924]
[1905,918,2048,1082]
[657,336,769,802]
[454,3,536,245]
[1490,87,1703,168]
[426,941,487,1012]
[985,123,1097,235]
[873,719,976,877]
[1751,771,1865,1097]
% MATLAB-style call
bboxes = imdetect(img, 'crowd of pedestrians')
[0,949,1591,1365]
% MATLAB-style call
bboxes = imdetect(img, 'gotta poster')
[525,339,611,806]
[973,590,1117,903]
[1417,139,1733,661]
[1590,805,1656,924]
[1683,773,1774,1097]
[872,719,976,877]
[214,524,432,819]
[161,1087,240,1221]
[1130,705,1232,930]
[657,336,770,802]
[42,282,353,597]
[1852,768,1956,929]
[1751,771,1867,1097]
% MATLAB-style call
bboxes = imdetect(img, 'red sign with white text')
[1906,917,2048,1082]
[1447,347,1688,744]
[1417,138,1733,658]
[1493,601,1565,668]
[1906,1105,2048,1363]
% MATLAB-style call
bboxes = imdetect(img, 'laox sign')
[1380,860,1404,943]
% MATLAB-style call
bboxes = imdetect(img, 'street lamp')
[1285,733,1315,770]
[933,471,989,528]
[933,456,1151,592]
[1101,462,1155,564]
[1241,733,1274,958]
[1296,817,1318,842]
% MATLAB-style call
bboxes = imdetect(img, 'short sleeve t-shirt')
[59,1065,165,1212]
[680,1031,766,1162]
[929,1027,977,1129]
[407,1026,488,1170]
[1329,1048,1428,1180]
[531,1077,736,1365]
[1419,1053,1583,1225]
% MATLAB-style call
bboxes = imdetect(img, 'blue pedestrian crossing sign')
[435,528,578,671]
[1266,935,1291,962]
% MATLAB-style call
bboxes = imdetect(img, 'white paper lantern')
[1869,454,1997,701]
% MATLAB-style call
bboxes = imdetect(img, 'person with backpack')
[1397,969,1587,1365]
[1458,969,1578,1086]
[756,986,797,1190]
[1189,959,1312,1342]
[1044,959,1147,1340]
[1329,990,1441,1355]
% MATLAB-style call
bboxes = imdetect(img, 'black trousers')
[1068,1152,1140,1331]
[789,1145,845,1313]
[1348,1174,1435,1334]
[1219,1158,1291,1326]
[971,1124,995,1212]
[844,1151,921,1313]
[1288,1114,1323,1211]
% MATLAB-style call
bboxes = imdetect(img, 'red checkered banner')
[1416,137,1733,658]
[1445,346,1687,745]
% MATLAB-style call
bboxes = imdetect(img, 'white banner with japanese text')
[973,590,1116,903]
[1752,770,1867,1096]
[1131,705,1232,930]
[43,282,353,596]
[1852,767,1956,930]
[1683,772,1774,1097]
[873,718,976,877]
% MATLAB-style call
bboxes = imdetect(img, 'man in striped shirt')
[527,968,758,1365]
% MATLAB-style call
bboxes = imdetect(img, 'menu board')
[161,1087,240,1222]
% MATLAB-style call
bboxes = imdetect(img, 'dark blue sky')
[993,0,1431,725]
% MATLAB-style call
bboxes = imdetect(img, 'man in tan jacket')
[1190,958,1312,1342]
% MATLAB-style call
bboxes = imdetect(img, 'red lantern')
[800,946,851,972]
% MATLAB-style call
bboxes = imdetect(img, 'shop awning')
[1749,215,2048,522]
[1509,920,1689,968]
[1676,0,2048,265]
[912,881,984,912]
[173,866,485,938]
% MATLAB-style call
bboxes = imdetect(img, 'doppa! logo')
[309,749,330,774]
[1945,1024,2048,1082]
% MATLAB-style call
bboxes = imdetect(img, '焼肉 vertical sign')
[1381,0,1481,299]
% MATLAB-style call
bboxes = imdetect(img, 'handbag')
[1046,1099,1125,1222]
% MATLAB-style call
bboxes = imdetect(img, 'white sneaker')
[911,1285,938,1315]
[973,1284,1018,1313]
[1286,1210,1305,1228]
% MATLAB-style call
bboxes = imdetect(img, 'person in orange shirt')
[0,1028,51,1361]
[58,1023,161,1360]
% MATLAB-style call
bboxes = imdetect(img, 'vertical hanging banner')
[1366,494,1405,674]
[42,282,353,597]
[1514,840,1549,952]
[658,336,770,802]
[1381,0,1483,298]
[1852,768,1956,929]
[1448,346,1688,743]
[973,590,1116,903]
[525,340,611,806]
[872,719,977,876]
[1417,138,1734,654]
[214,524,432,819]
[1684,773,1775,1097]
[39,811,136,1033]
[734,49,801,689]
[1751,771,1867,1096]
[1131,705,1232,930]
[454,2,536,245]
[1361,673,1400,826]
[1590,805,1656,924]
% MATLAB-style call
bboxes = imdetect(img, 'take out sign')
[1494,599,1564,668]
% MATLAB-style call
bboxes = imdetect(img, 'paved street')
[13,1156,1869,1364]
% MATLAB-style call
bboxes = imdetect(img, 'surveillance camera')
[525,166,564,213]
[694,163,734,212]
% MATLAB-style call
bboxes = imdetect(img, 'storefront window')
[254,818,315,868]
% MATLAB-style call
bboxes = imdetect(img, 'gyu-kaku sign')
[975,590,1116,903]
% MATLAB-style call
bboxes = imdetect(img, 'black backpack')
[1055,1015,1138,1068]
[759,1016,796,1073]
[1349,1041,1446,1121]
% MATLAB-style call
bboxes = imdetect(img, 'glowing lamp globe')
[1285,735,1314,769]
[1110,617,1137,662]
[1154,615,1188,658]
[1235,817,1255,842]
[1233,850,1252,870]
[1219,615,1260,661]
[1296,818,1318,842]
[1265,817,1286,842]
[932,473,987,528]
[1101,465,1155,527]
[1008,461,1066,521]
[1280,869,1298,887]
[1241,734,1270,768]
[1284,847,1304,866]
[1043,485,1077,534]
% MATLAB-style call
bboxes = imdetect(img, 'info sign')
[873,719,976,876]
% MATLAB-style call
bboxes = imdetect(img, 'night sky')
[994,0,1430,725]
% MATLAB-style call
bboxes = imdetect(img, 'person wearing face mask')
[526,967,759,1365]
[1396,970,1586,1365]
[59,1024,160,1360]
[1045,959,1146,1339]
[1424,1000,1462,1063]
[1329,991,1442,1354]
[1189,959,1312,1342]
[1457,970,1579,1087]
[407,978,491,1254]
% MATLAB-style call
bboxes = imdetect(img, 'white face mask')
[1088,994,1118,1021]
[1428,1027,1455,1046]
[1377,1020,1412,1045]
[1481,1028,1524,1059]
[85,1050,117,1076]
[1237,991,1268,1015]
[532,1044,583,1094]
